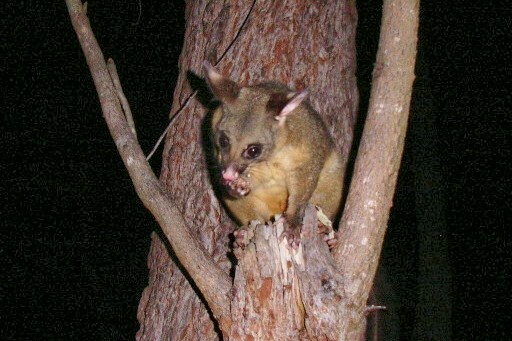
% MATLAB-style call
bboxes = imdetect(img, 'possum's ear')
[270,89,309,123]
[204,61,240,103]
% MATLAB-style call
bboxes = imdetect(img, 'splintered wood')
[230,205,346,340]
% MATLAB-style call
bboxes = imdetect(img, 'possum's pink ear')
[204,61,240,103]
[273,89,309,123]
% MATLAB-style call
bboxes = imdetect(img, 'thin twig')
[107,59,137,139]
[146,91,197,161]
[365,305,387,314]
[214,0,257,65]
[147,0,256,160]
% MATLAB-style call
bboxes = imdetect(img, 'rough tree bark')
[138,1,358,340]
[66,0,419,339]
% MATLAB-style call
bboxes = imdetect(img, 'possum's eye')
[218,131,230,150]
[243,144,262,160]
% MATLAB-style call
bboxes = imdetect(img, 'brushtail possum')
[205,63,344,241]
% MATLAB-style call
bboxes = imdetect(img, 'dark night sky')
[1,1,510,340]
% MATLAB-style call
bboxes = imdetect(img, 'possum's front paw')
[315,206,337,248]
[233,225,254,249]
[224,177,251,197]
[318,222,338,249]
[277,214,301,249]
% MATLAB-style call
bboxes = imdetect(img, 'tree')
[66,0,418,339]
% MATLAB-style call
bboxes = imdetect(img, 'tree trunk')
[136,1,358,339]
[66,0,418,338]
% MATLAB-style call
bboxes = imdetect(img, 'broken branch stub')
[229,205,347,340]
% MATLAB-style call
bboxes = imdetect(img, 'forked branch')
[64,0,231,326]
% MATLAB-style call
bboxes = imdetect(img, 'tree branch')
[65,0,231,326]
[332,0,420,336]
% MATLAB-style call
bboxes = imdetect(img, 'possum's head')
[204,62,308,197]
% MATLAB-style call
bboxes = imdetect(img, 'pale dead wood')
[332,0,420,338]
[230,205,346,340]
[64,0,232,326]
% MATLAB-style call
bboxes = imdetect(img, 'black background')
[1,1,510,340]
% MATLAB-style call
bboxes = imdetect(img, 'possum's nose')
[222,163,246,181]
